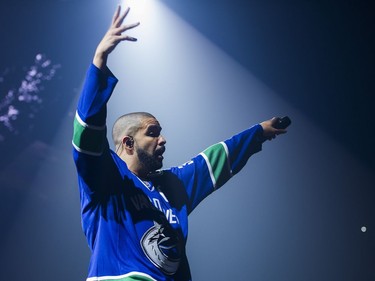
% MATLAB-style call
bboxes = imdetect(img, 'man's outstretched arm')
[224,117,288,176]
[168,117,289,213]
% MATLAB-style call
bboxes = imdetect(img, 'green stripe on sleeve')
[72,115,106,156]
[202,142,232,188]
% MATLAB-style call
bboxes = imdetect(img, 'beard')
[136,147,163,172]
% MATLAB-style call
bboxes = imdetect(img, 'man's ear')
[122,136,134,150]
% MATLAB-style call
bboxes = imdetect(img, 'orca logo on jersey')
[141,221,181,275]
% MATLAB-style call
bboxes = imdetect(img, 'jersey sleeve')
[72,64,119,194]
[169,124,265,213]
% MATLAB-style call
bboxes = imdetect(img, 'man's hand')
[260,117,288,141]
[93,5,140,70]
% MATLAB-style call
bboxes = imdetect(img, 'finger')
[115,7,130,27]
[125,36,138,42]
[123,6,130,18]
[275,129,287,135]
[112,5,121,25]
[270,117,280,126]
[118,34,138,42]
[117,22,140,33]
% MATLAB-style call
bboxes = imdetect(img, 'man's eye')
[147,125,161,137]
[148,131,160,137]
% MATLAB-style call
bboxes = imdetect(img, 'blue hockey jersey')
[72,64,265,281]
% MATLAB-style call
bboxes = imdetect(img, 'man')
[72,6,287,281]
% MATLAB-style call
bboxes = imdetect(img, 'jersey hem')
[86,271,157,281]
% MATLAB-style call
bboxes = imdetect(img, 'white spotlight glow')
[120,0,159,22]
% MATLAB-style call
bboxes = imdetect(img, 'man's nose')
[159,134,166,145]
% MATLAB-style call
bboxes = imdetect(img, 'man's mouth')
[155,147,165,160]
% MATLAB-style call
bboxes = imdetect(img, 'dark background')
[0,0,374,280]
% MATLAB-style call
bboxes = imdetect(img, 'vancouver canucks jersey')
[72,64,264,281]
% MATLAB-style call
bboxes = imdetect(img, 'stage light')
[120,0,158,21]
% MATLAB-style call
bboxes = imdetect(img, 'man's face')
[133,117,166,172]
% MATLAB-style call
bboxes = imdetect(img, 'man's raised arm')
[72,6,139,157]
